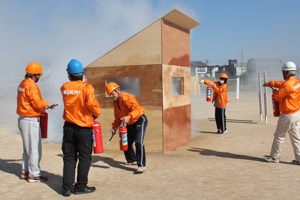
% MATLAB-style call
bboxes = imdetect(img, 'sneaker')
[264,155,279,163]
[28,176,48,183]
[220,129,227,135]
[291,160,300,165]
[125,162,137,165]
[137,167,146,173]
[20,171,28,179]
[217,129,221,134]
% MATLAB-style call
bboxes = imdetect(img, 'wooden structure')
[85,9,199,153]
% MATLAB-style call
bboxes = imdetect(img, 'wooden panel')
[162,19,191,67]
[162,64,191,109]
[85,65,163,108]
[88,20,162,67]
[163,104,191,152]
[162,9,200,30]
[86,64,164,152]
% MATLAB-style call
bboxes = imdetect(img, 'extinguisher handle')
[107,121,125,145]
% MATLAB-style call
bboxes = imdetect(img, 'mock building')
[85,9,199,153]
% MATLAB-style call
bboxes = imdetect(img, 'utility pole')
[241,50,243,66]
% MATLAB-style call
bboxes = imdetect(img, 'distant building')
[191,59,246,79]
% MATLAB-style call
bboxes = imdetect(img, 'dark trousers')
[215,107,226,131]
[62,121,92,191]
[124,114,148,167]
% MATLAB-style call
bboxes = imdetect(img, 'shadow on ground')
[57,154,138,173]
[0,158,62,194]
[208,118,257,124]
[187,147,293,165]
[187,147,265,162]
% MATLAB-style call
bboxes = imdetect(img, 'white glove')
[199,80,204,84]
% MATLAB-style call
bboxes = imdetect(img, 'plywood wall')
[161,19,190,67]
[88,20,162,67]
[162,64,191,152]
[85,64,164,152]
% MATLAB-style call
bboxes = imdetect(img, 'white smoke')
[0,0,196,143]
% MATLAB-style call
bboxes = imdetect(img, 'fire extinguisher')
[39,104,59,139]
[206,86,212,102]
[40,111,48,138]
[119,126,128,151]
[92,121,104,153]
[272,94,280,117]
[269,86,280,117]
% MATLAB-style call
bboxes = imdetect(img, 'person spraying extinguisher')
[200,73,229,135]
[106,82,148,173]
[17,62,57,183]
[262,61,300,165]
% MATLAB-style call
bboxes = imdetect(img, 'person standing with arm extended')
[106,82,148,173]
[263,61,300,164]
[61,59,101,196]
[17,62,57,183]
[200,73,228,134]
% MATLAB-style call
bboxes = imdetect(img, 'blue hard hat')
[66,59,84,73]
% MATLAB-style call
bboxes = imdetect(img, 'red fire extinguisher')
[39,104,59,139]
[272,94,280,117]
[119,126,128,151]
[40,111,48,138]
[206,86,212,102]
[92,121,104,153]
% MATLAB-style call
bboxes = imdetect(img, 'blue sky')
[1,0,299,70]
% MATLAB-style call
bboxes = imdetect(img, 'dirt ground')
[1,92,300,200]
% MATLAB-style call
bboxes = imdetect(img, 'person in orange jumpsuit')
[17,62,57,183]
[106,82,148,173]
[200,73,228,134]
[61,59,101,196]
[263,61,300,164]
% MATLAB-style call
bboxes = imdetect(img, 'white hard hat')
[282,61,297,71]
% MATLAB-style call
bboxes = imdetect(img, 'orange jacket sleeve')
[270,77,300,114]
[84,84,101,118]
[269,80,284,89]
[28,86,48,113]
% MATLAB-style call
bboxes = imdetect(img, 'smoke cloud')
[0,0,195,143]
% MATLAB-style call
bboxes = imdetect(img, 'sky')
[1,0,300,140]
[1,0,299,69]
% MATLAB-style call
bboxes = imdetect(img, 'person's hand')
[120,115,131,126]
[110,127,116,135]
[199,80,204,84]
[47,103,57,110]
[262,82,269,87]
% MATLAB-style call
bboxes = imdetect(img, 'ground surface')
[1,92,300,200]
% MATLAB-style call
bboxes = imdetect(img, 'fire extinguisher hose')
[107,121,124,145]
[46,103,60,110]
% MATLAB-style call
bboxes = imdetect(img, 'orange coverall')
[61,80,101,127]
